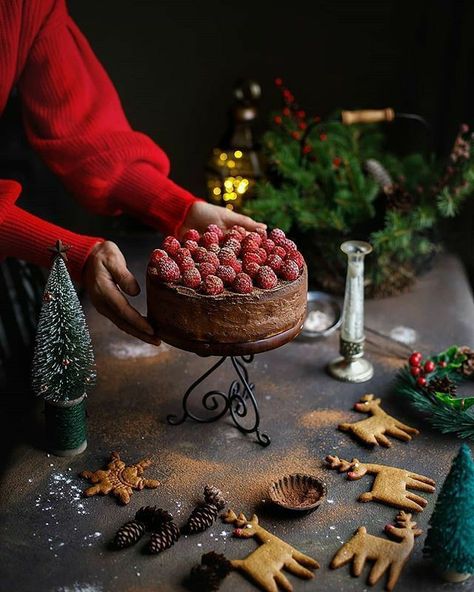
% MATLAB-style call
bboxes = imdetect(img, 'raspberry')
[208,243,220,253]
[183,229,200,242]
[261,238,275,254]
[150,248,168,266]
[242,261,260,278]
[183,239,199,254]
[241,237,259,253]
[233,259,243,274]
[242,252,261,266]
[233,272,253,294]
[174,247,191,263]
[198,262,216,278]
[162,236,181,256]
[223,238,241,256]
[215,265,236,286]
[218,248,237,266]
[224,229,244,243]
[200,231,219,249]
[256,248,268,264]
[203,251,220,268]
[281,259,300,281]
[178,256,195,272]
[182,268,201,288]
[206,224,224,241]
[231,225,247,240]
[245,232,262,246]
[256,265,278,289]
[156,257,180,283]
[256,227,268,239]
[269,228,286,245]
[193,246,208,263]
[286,250,305,269]
[273,245,287,259]
[267,253,284,273]
[201,275,224,295]
[281,238,297,253]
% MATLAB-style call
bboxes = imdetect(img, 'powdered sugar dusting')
[107,340,167,359]
[36,471,88,517]
[55,584,103,592]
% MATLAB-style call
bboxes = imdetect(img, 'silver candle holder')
[327,240,374,383]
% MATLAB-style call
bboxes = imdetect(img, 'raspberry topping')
[269,228,286,245]
[233,272,253,294]
[200,231,220,249]
[267,253,284,273]
[155,257,181,283]
[281,238,297,253]
[242,261,260,278]
[203,251,220,268]
[208,243,220,253]
[261,238,275,254]
[193,246,209,263]
[183,229,200,242]
[183,239,199,254]
[281,259,300,281]
[178,256,195,272]
[182,268,201,288]
[242,251,261,266]
[273,245,287,259]
[215,265,237,286]
[223,238,242,255]
[231,225,247,240]
[198,262,216,278]
[241,237,259,252]
[206,224,224,241]
[256,265,278,289]
[174,247,191,263]
[218,248,237,266]
[245,232,262,246]
[201,275,224,295]
[286,250,305,269]
[150,248,168,266]
[256,248,268,264]
[256,227,268,239]
[162,236,181,256]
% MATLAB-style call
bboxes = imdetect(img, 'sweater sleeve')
[17,0,199,236]
[0,179,103,282]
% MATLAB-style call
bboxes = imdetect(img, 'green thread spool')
[45,395,87,457]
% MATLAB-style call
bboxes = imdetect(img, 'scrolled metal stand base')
[167,355,270,447]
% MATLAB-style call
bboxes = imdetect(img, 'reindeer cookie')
[325,455,435,513]
[339,394,419,447]
[331,511,422,591]
[222,510,319,592]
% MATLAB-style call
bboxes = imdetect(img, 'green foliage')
[32,257,95,403]
[247,108,474,295]
[424,444,474,574]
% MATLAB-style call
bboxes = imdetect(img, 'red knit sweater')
[0,0,198,280]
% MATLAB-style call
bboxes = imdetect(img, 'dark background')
[1,0,473,277]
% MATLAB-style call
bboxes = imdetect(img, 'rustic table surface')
[1,234,474,592]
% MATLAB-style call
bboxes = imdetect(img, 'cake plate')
[165,322,304,447]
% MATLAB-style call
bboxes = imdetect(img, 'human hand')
[179,201,266,238]
[83,241,160,346]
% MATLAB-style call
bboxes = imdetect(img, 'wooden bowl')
[268,474,326,513]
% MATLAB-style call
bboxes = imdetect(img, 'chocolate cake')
[146,225,308,356]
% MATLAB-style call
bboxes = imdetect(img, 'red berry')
[409,352,422,367]
[298,122,307,130]
[320,133,328,141]
[241,237,259,253]
[255,227,268,239]
[439,360,447,368]
[286,250,305,269]
[182,268,201,289]
[417,376,427,388]
[245,232,262,246]
[282,107,291,117]
[274,115,282,125]
[281,238,297,253]
[183,239,199,254]
[201,275,224,295]
[269,228,286,245]
[303,144,312,154]
[208,243,220,253]
[206,224,224,241]
[224,238,242,256]
[162,236,181,256]
[280,260,300,281]
[203,251,220,268]
[256,248,267,264]
[230,225,247,240]
[274,77,283,87]
[242,261,260,279]
[150,249,168,266]
[410,366,421,377]
[156,258,181,283]
[183,229,200,242]
[193,247,208,263]
[333,156,342,168]
[242,252,261,266]
[291,131,300,140]
[198,262,216,278]
[218,248,237,266]
[261,238,275,253]
[178,256,195,272]
[232,259,243,274]
[267,253,284,273]
[424,360,436,373]
[273,245,287,258]
[233,272,253,294]
[215,265,236,286]
[174,247,191,263]
[224,229,244,243]
[200,231,219,249]
[256,265,278,289]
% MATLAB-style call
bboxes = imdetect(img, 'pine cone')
[135,505,159,528]
[427,376,457,397]
[184,503,219,534]
[113,519,146,549]
[188,565,222,592]
[203,486,226,510]
[201,552,232,578]
[147,521,180,554]
[385,184,416,213]
[460,346,474,377]
[365,159,393,190]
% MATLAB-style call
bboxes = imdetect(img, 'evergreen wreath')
[395,346,474,439]
[246,79,474,297]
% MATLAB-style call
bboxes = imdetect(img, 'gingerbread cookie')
[222,509,319,592]
[331,511,422,591]
[325,455,435,512]
[338,394,419,447]
[80,451,160,504]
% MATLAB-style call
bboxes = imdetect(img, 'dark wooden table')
[1,235,474,592]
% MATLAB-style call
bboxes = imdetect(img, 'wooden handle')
[341,108,395,125]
